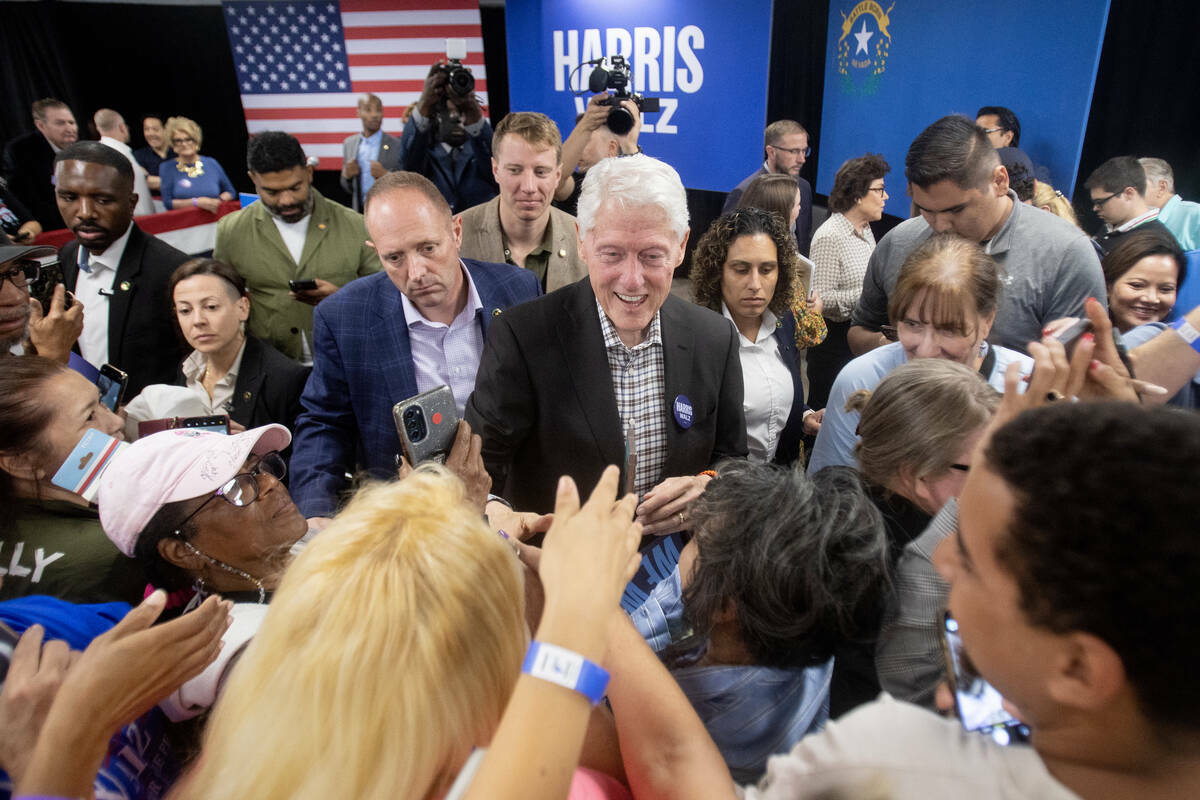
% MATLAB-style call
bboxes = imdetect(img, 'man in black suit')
[466,154,747,534]
[2,99,79,230]
[722,119,815,256]
[54,142,188,396]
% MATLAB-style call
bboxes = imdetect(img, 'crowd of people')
[1,81,1200,800]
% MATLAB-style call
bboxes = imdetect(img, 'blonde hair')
[164,116,203,150]
[174,467,525,800]
[1032,180,1079,228]
[846,359,999,486]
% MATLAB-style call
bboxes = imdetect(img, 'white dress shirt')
[75,224,133,367]
[181,338,248,415]
[724,305,794,463]
[400,263,485,416]
[99,136,155,217]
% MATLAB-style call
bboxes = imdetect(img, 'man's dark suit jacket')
[174,334,310,432]
[723,166,815,257]
[398,121,497,214]
[465,278,748,514]
[60,223,189,397]
[2,132,60,230]
[290,260,542,518]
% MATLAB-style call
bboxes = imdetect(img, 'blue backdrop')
[504,0,774,192]
[818,0,1110,217]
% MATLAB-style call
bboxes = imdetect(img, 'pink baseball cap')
[97,424,292,557]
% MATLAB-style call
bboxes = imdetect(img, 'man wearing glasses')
[722,120,815,256]
[1084,156,1173,257]
[974,106,1021,149]
[0,243,83,360]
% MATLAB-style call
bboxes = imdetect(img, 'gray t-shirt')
[851,192,1106,354]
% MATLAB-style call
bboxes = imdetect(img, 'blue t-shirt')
[158,156,235,207]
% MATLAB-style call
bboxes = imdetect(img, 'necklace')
[183,540,267,603]
[176,157,205,179]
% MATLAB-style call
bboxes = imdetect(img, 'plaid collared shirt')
[597,301,667,496]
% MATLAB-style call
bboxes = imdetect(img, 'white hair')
[576,154,689,240]
[1138,157,1174,195]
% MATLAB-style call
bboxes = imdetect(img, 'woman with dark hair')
[0,357,144,604]
[169,258,309,435]
[630,461,890,781]
[690,209,822,465]
[808,234,1032,474]
[1101,226,1185,333]
[806,153,890,410]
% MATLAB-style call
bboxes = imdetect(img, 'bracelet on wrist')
[1171,317,1200,353]
[192,197,199,207]
[697,469,718,479]
[521,641,610,704]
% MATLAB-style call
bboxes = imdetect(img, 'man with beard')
[54,142,187,395]
[214,131,380,362]
[398,63,498,213]
[723,120,815,256]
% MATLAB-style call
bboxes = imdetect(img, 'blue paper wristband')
[1171,317,1200,354]
[521,641,610,705]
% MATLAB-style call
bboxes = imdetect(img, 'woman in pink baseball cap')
[96,423,308,606]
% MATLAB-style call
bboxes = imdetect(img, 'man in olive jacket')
[214,131,379,361]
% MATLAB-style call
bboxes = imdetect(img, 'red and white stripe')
[241,0,487,170]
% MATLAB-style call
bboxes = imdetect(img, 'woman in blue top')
[159,116,235,213]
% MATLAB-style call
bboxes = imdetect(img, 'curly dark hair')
[689,208,799,317]
[670,462,890,670]
[985,402,1200,731]
[828,153,890,214]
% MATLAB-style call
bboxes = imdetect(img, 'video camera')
[587,55,660,135]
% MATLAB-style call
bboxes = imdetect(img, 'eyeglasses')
[770,145,811,158]
[867,186,886,196]
[0,261,39,290]
[1091,192,1120,209]
[171,137,195,145]
[173,451,287,536]
[980,127,1004,135]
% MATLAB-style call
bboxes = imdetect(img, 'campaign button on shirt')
[673,395,693,429]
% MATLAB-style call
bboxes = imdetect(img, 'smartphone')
[941,613,1030,746]
[1050,318,1136,375]
[289,279,318,292]
[179,415,230,434]
[96,363,129,411]
[880,324,899,342]
[27,258,65,311]
[393,386,459,465]
[50,428,128,502]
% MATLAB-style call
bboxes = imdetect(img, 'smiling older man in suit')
[465,154,747,533]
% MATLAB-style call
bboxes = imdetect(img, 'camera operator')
[554,92,642,217]
[398,62,498,213]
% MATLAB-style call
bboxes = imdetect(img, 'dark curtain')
[1072,0,1200,235]
[0,3,81,145]
[0,1,252,194]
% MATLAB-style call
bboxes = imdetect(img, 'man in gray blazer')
[456,112,586,292]
[340,94,403,211]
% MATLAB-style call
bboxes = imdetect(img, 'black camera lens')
[403,407,427,442]
[606,105,636,136]
[446,65,475,97]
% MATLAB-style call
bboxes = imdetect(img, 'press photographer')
[398,41,498,213]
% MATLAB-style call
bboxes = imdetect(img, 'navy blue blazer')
[290,259,541,517]
[722,167,815,257]
[399,120,497,214]
[772,311,814,467]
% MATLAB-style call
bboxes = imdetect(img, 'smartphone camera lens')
[403,407,427,443]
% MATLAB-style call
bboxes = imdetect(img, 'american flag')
[221,0,488,170]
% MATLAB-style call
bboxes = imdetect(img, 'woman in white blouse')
[169,258,309,442]
[807,154,891,410]
[690,208,823,465]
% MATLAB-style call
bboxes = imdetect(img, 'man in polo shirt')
[1139,157,1200,251]
[848,115,1105,356]
[1084,156,1172,257]
[456,112,586,292]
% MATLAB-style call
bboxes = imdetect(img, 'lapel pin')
[673,395,694,430]
[242,391,252,401]
[492,308,501,317]
[557,248,566,257]
[119,281,131,291]
[383,144,390,150]
[317,223,327,230]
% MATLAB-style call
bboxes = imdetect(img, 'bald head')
[93,109,129,143]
